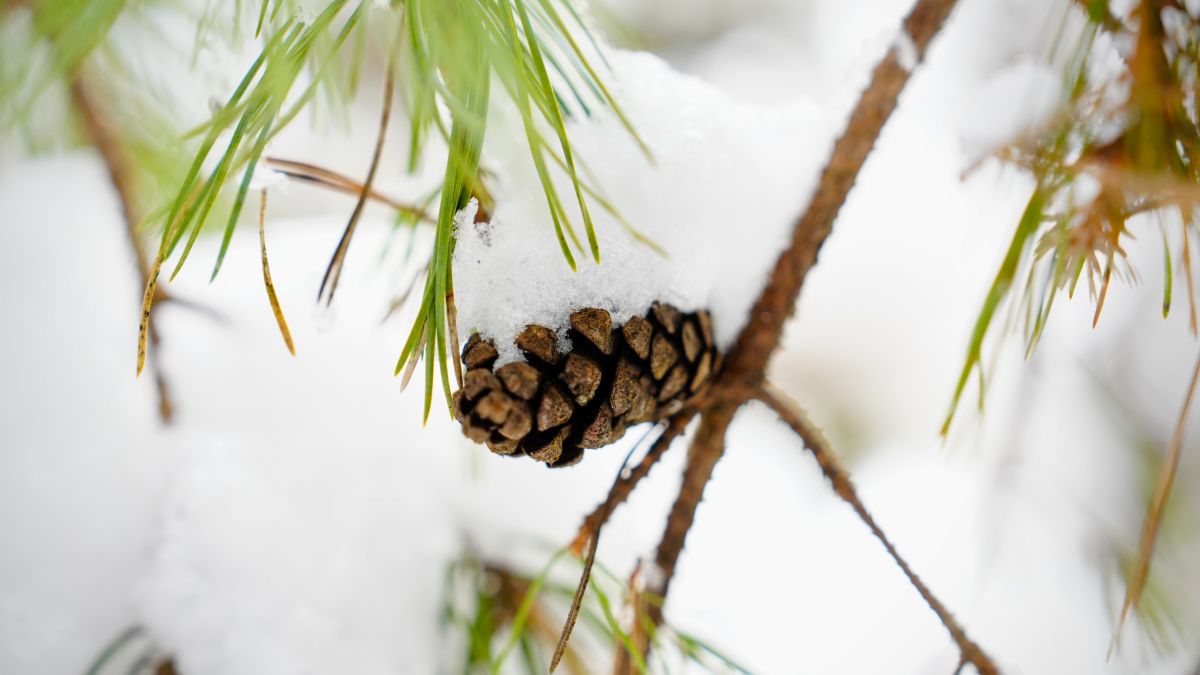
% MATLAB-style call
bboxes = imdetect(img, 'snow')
[454,48,831,362]
[893,29,918,71]
[4,1,1200,674]
[138,439,455,675]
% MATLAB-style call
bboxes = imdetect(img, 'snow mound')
[454,49,831,364]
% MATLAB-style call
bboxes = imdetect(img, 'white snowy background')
[3,0,1200,673]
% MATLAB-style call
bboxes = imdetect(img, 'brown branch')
[717,0,960,386]
[757,383,998,675]
[596,0,972,670]
[553,416,695,672]
[613,403,738,675]
[647,405,736,611]
[69,72,175,424]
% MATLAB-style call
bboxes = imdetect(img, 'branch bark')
[582,0,982,670]
[718,0,960,386]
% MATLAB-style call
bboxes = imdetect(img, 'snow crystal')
[454,49,831,364]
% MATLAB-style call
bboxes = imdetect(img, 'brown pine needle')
[264,157,433,223]
[757,383,999,675]
[399,332,427,391]
[317,67,395,306]
[258,190,294,355]
[137,251,165,377]
[446,291,463,389]
[1112,347,1200,655]
[554,425,664,671]
[1182,218,1197,335]
[551,528,600,673]
[1094,259,1114,328]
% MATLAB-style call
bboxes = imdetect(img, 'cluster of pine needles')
[3,0,650,423]
[943,0,1200,654]
[440,549,749,675]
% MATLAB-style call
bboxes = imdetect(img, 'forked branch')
[569,410,697,556]
[561,0,981,671]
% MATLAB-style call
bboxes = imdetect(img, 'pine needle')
[258,190,294,355]
[550,524,598,672]
[264,157,433,222]
[317,61,395,306]
[942,188,1044,435]
[137,247,167,377]
[1111,347,1200,655]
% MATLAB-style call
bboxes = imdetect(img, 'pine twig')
[756,383,999,675]
[553,421,686,673]
[613,403,738,675]
[717,0,960,384]
[68,72,175,424]
[569,411,697,557]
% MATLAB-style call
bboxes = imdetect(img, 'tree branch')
[718,0,960,385]
[593,0,973,670]
[614,403,737,675]
[757,383,998,675]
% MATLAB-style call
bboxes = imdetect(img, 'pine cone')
[452,303,720,467]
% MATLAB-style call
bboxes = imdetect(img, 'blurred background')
[2,0,1200,673]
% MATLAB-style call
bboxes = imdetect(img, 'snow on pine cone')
[452,303,720,467]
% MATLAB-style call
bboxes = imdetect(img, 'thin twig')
[569,411,697,556]
[69,72,175,424]
[263,157,434,223]
[757,383,999,675]
[613,404,738,675]
[317,65,395,306]
[1112,346,1200,653]
[553,423,672,672]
